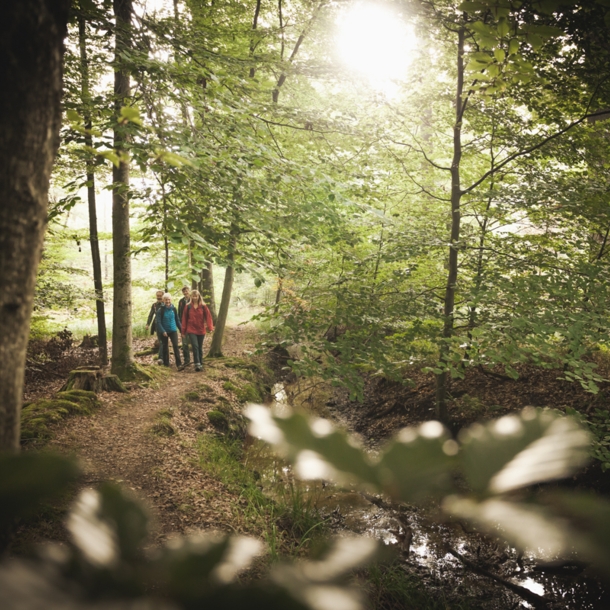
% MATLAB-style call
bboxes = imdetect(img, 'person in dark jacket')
[178,286,191,367]
[181,290,214,372]
[145,290,164,364]
[156,293,183,368]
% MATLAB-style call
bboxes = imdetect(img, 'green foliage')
[1,449,382,608]
[362,562,469,610]
[246,405,610,575]
[0,453,80,534]
[567,406,610,471]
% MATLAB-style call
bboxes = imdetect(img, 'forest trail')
[41,325,258,544]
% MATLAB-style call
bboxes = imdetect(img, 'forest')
[3,0,610,608]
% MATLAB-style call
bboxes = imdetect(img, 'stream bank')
[266,375,610,610]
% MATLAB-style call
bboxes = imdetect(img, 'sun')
[336,1,417,87]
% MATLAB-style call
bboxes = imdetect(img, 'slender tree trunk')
[0,0,70,451]
[274,278,283,315]
[188,241,199,290]
[273,1,326,102]
[208,238,236,357]
[435,27,465,423]
[161,182,169,291]
[111,0,134,379]
[249,0,262,78]
[78,13,108,366]
[201,262,218,323]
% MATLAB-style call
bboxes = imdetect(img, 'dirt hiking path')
[43,325,258,544]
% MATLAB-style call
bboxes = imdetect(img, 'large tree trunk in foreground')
[0,1,70,451]
[78,13,108,366]
[208,257,234,358]
[111,0,134,379]
[200,262,218,324]
[435,27,465,424]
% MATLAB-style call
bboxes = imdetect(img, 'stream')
[247,383,610,609]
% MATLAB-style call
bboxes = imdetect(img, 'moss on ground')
[222,378,268,404]
[150,408,175,437]
[207,410,229,430]
[21,390,101,441]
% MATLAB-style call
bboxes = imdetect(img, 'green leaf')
[99,150,120,168]
[67,483,148,566]
[0,453,80,533]
[458,1,486,11]
[66,109,82,123]
[470,21,492,36]
[444,496,572,559]
[156,533,262,600]
[494,48,506,62]
[246,405,380,486]
[119,105,143,126]
[508,38,520,55]
[377,422,456,502]
[527,33,544,51]
[497,18,510,37]
[459,408,590,494]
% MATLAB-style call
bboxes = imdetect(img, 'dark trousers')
[156,331,164,360]
[187,333,206,365]
[182,334,190,365]
[161,331,182,367]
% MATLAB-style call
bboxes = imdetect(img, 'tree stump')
[61,370,127,393]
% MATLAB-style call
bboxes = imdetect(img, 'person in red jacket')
[181,289,214,371]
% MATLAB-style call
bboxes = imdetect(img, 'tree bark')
[208,242,235,357]
[200,262,218,324]
[78,13,108,366]
[111,0,134,379]
[0,0,70,451]
[435,27,465,424]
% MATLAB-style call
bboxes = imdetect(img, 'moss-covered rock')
[21,391,102,442]
[207,410,229,431]
[235,383,264,403]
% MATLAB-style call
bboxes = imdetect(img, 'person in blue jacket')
[156,293,183,368]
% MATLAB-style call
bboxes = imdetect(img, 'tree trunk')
[111,0,134,379]
[208,248,235,357]
[78,13,108,366]
[435,27,465,424]
[0,0,70,451]
[201,262,218,324]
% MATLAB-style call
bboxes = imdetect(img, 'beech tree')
[0,0,70,451]
[111,0,135,379]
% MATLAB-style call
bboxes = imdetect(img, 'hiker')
[145,290,164,364]
[156,293,183,368]
[181,289,214,372]
[178,285,191,367]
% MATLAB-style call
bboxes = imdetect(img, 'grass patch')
[150,408,175,437]
[222,379,266,403]
[183,391,200,401]
[196,435,326,558]
[21,390,101,442]
[205,367,226,380]
[222,380,239,393]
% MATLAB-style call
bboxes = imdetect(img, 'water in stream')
[247,383,610,609]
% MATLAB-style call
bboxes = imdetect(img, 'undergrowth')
[361,563,476,610]
[196,434,326,559]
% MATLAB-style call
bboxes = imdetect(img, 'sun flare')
[336,1,417,88]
